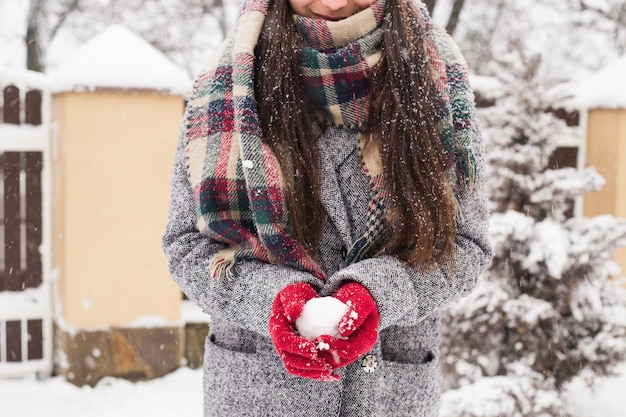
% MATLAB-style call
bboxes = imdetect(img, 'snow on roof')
[576,56,626,109]
[51,25,191,95]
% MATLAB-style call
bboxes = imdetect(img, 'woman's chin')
[312,12,350,21]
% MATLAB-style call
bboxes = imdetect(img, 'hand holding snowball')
[269,283,339,381]
[316,282,380,368]
[270,281,379,380]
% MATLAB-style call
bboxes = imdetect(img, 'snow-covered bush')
[440,49,626,416]
[441,364,564,417]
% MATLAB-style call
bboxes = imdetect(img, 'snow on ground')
[0,363,625,417]
[0,367,202,417]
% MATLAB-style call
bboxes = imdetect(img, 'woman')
[163,0,492,415]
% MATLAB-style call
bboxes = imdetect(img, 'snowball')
[295,297,349,341]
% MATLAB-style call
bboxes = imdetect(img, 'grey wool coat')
[162,124,492,416]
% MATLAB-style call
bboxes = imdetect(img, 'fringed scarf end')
[210,248,238,280]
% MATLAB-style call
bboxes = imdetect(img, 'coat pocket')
[202,335,266,417]
[377,351,442,417]
[203,335,341,417]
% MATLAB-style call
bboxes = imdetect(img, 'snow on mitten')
[269,283,340,381]
[316,312,379,368]
[277,282,318,324]
[333,281,378,338]
[316,282,379,368]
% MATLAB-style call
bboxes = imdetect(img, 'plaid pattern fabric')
[345,133,389,265]
[296,0,386,129]
[417,2,478,188]
[184,0,478,280]
[185,0,324,280]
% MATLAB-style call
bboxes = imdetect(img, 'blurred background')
[0,0,625,416]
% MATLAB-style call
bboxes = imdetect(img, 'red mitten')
[316,282,379,368]
[334,282,379,338]
[269,283,340,381]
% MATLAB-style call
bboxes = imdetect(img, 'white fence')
[0,66,53,378]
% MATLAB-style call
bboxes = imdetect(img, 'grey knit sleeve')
[162,130,322,337]
[320,125,492,330]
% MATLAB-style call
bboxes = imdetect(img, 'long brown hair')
[254,0,457,268]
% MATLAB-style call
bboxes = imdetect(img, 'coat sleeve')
[320,121,492,330]
[162,130,322,337]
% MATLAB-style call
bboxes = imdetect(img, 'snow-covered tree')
[4,0,624,80]
[440,47,626,417]
[2,0,238,75]
[453,0,626,83]
[50,0,239,76]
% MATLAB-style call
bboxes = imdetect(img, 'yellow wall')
[52,91,183,327]
[584,109,626,275]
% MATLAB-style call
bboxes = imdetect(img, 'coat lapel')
[318,146,354,250]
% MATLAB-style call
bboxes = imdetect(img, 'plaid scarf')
[296,0,386,129]
[184,0,477,280]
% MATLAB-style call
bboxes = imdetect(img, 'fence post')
[0,68,52,377]
[3,86,20,125]
[25,90,42,126]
